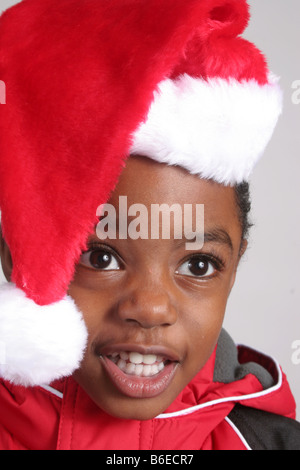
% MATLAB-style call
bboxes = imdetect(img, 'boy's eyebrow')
[203,228,233,252]
[182,227,233,252]
[93,216,233,251]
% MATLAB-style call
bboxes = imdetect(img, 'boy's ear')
[238,239,248,260]
[0,227,13,282]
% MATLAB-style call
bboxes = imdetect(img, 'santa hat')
[0,0,282,386]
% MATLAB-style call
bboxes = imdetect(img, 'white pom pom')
[0,283,88,386]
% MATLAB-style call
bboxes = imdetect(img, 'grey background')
[0,1,299,418]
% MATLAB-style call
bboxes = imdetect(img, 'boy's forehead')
[92,154,241,249]
[106,155,236,211]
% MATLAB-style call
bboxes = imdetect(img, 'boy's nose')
[117,281,178,329]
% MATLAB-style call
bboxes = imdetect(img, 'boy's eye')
[79,249,121,271]
[176,256,216,278]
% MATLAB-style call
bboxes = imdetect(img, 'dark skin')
[0,156,247,421]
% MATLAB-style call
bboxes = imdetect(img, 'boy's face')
[68,156,245,420]
[0,156,245,421]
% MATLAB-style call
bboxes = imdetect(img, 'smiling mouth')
[99,348,179,399]
[107,351,167,377]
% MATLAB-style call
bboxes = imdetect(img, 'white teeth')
[128,352,160,365]
[117,359,127,371]
[143,354,157,365]
[108,350,167,377]
[134,364,144,376]
[142,365,152,377]
[120,351,129,361]
[128,352,143,364]
[126,362,136,375]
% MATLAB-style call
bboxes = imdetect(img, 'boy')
[0,0,299,449]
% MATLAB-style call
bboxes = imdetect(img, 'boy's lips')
[98,344,180,399]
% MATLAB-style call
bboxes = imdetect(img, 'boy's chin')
[89,388,173,421]
[96,396,171,421]
[73,371,176,421]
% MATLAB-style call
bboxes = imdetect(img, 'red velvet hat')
[0,0,282,386]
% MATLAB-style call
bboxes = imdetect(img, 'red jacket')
[0,330,299,450]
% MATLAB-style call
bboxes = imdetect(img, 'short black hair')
[234,181,253,242]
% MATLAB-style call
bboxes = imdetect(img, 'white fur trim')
[130,74,283,185]
[0,282,88,386]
